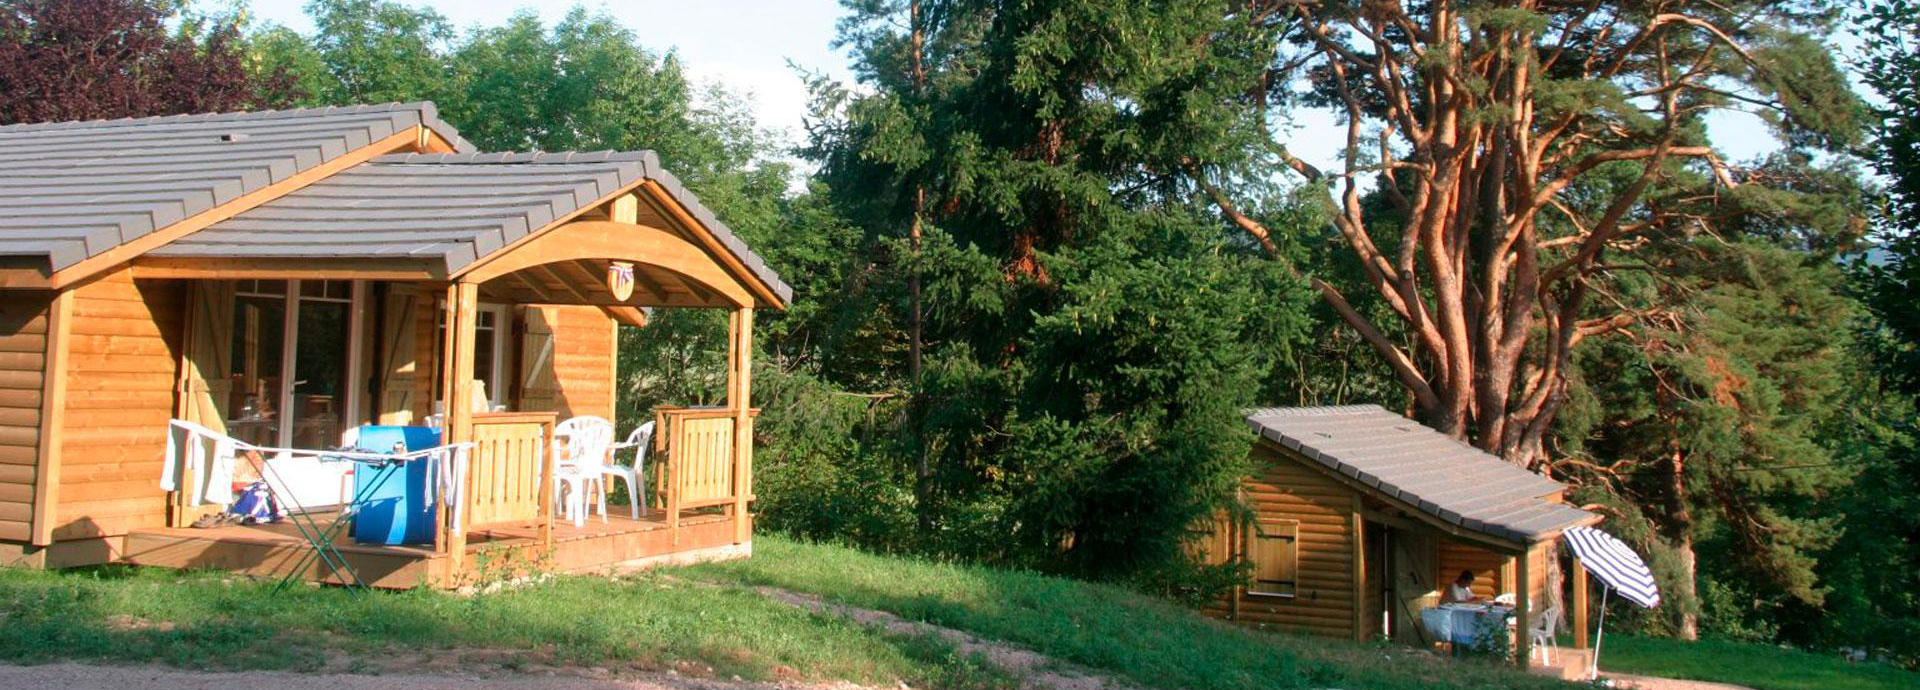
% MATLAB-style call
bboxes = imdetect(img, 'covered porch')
[121,152,790,588]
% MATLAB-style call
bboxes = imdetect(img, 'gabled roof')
[1245,405,1598,545]
[0,102,473,273]
[149,151,793,305]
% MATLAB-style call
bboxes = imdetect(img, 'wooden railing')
[466,412,556,528]
[655,406,757,543]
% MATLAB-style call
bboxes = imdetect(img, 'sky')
[248,0,855,154]
[246,0,1845,175]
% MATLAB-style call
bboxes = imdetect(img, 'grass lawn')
[0,534,1577,690]
[0,561,1008,689]
[685,536,1575,690]
[1588,634,1918,690]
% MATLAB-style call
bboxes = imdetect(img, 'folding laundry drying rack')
[165,420,472,591]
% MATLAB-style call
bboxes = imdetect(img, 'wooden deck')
[123,507,748,589]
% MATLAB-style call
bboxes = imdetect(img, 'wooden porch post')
[1514,547,1532,669]
[31,290,71,546]
[729,307,754,545]
[441,281,479,583]
[1572,555,1589,649]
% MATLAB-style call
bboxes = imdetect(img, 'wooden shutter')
[375,288,420,425]
[176,281,235,431]
[171,281,234,527]
[1247,517,1299,597]
[517,306,558,413]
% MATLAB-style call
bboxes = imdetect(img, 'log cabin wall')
[1207,443,1361,639]
[1439,540,1509,601]
[53,270,184,543]
[1438,538,1552,605]
[515,305,616,421]
[384,297,618,424]
[0,290,53,544]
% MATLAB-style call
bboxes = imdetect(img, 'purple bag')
[228,480,280,524]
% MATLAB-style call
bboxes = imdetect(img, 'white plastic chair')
[1528,605,1561,665]
[552,416,615,526]
[604,421,654,519]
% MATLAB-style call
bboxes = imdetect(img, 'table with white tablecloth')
[1421,603,1514,647]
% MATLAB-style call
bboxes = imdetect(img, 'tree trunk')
[1668,450,1700,640]
[908,0,933,536]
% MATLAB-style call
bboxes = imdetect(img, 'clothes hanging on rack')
[162,420,238,506]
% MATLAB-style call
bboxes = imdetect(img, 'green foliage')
[1856,0,1920,397]
[297,0,455,106]
[1563,240,1861,632]
[796,0,1318,582]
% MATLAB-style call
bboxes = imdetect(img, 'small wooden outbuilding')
[1195,405,1601,667]
[0,103,789,586]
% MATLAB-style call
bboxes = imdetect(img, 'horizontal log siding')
[0,291,51,542]
[54,271,183,540]
[1211,443,1360,639]
[547,306,614,420]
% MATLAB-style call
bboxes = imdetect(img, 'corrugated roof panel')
[1245,405,1599,543]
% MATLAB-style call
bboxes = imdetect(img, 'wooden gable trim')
[3,125,449,291]
[454,186,657,290]
[457,185,779,310]
[1256,438,1532,555]
[457,220,755,308]
[127,257,445,281]
[603,306,648,327]
[636,181,786,309]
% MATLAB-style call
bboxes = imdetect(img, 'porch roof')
[1245,405,1598,545]
[0,103,473,273]
[147,151,792,305]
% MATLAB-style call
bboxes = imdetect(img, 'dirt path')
[0,662,872,690]
[1604,672,1758,690]
[750,586,1138,690]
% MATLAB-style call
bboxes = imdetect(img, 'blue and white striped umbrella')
[1565,525,1661,608]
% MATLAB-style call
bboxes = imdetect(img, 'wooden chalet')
[0,103,790,587]
[1197,405,1603,669]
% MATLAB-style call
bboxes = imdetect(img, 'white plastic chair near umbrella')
[1564,525,1662,681]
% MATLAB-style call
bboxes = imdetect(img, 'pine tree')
[1192,0,1866,468]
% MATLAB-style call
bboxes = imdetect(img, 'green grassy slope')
[687,536,1573,690]
[0,562,1005,688]
[1587,635,1916,690]
[15,535,1900,690]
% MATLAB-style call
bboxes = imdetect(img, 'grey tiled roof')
[0,103,474,272]
[1246,405,1597,544]
[150,151,792,304]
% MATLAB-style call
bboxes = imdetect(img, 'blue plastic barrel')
[350,426,443,546]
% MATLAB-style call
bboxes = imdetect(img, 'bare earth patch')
[1604,672,1758,690]
[751,586,1138,690]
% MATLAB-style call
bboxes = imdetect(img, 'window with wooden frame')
[1245,517,1299,597]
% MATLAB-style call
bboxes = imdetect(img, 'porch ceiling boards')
[148,151,792,308]
[1245,405,1599,546]
[0,103,472,276]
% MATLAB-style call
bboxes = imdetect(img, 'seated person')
[1442,569,1482,604]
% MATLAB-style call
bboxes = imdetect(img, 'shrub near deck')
[686,537,1578,690]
